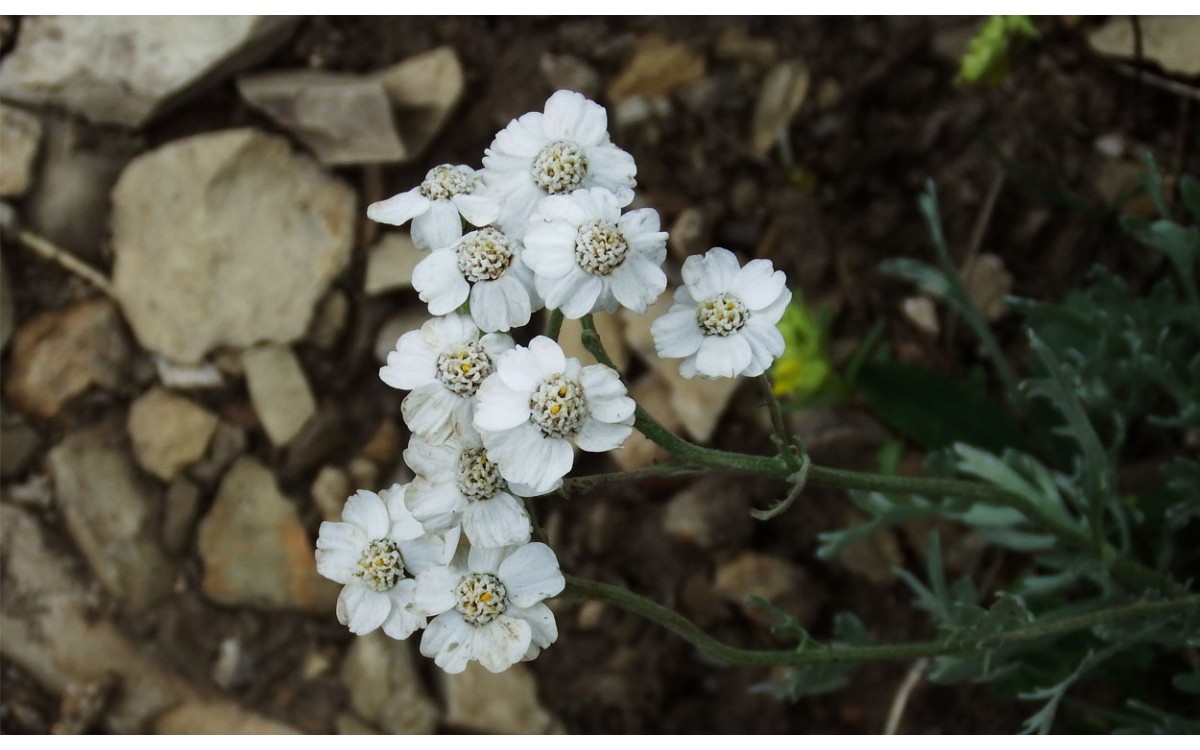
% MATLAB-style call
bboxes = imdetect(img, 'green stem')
[545,309,564,342]
[580,310,1181,594]
[757,374,801,470]
[557,462,712,497]
[562,575,1200,668]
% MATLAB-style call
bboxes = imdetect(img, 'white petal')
[484,422,573,494]
[575,417,634,452]
[473,616,532,673]
[508,602,559,653]
[380,332,438,391]
[539,266,596,316]
[428,311,481,345]
[651,309,704,358]
[413,250,470,315]
[407,478,466,529]
[342,490,390,539]
[486,111,547,159]
[695,334,752,379]
[522,222,579,279]
[731,260,788,311]
[338,583,391,635]
[421,611,475,674]
[382,483,425,540]
[679,354,699,379]
[529,194,589,225]
[403,437,457,479]
[398,528,460,575]
[402,383,465,444]
[463,492,532,549]
[473,377,532,432]
[413,566,460,616]
[495,179,546,239]
[683,247,741,299]
[470,274,532,333]
[617,207,663,243]
[316,521,365,554]
[543,90,609,146]
[527,336,566,375]
[494,345,546,392]
[412,199,464,251]
[609,255,666,314]
[557,273,605,319]
[315,546,359,585]
[480,332,516,361]
[582,144,637,199]
[739,324,786,378]
[452,192,501,228]
[467,544,509,575]
[381,580,426,640]
[367,188,430,227]
[579,364,635,422]
[498,542,565,607]
[753,286,792,326]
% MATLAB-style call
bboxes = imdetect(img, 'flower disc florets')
[531,140,589,194]
[455,447,505,502]
[455,573,508,626]
[420,164,477,201]
[575,219,630,276]
[355,538,404,592]
[529,374,589,439]
[456,227,515,283]
[697,292,751,336]
[436,341,493,397]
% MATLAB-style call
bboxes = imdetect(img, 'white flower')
[482,90,637,238]
[473,336,635,495]
[523,187,668,318]
[413,542,564,674]
[380,314,514,444]
[367,164,500,251]
[315,484,459,639]
[405,432,534,549]
[411,226,541,333]
[651,248,790,379]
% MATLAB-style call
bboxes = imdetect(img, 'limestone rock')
[312,465,352,522]
[440,662,563,734]
[197,457,337,612]
[241,344,317,446]
[127,387,219,481]
[0,17,300,127]
[901,296,939,337]
[610,372,676,471]
[751,59,809,155]
[608,36,706,104]
[962,253,1012,322]
[663,479,753,549]
[45,420,173,609]
[374,46,465,161]
[0,503,297,733]
[25,118,135,259]
[713,551,820,629]
[4,299,130,419]
[308,289,350,351]
[1089,16,1200,76]
[0,104,41,196]
[364,233,421,295]
[341,632,441,734]
[162,476,202,555]
[111,128,354,363]
[558,310,629,371]
[238,71,406,165]
[540,53,602,99]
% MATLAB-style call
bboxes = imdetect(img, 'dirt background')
[1,16,1195,734]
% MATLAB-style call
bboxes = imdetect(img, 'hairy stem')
[562,576,1200,668]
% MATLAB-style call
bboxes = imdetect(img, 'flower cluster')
[316,89,793,674]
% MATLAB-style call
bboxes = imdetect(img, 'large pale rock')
[241,344,317,446]
[341,633,441,734]
[0,104,42,196]
[608,36,706,104]
[111,129,354,363]
[197,457,337,612]
[751,59,809,155]
[127,387,219,481]
[45,420,174,609]
[713,551,821,629]
[0,503,297,733]
[4,299,130,418]
[440,662,563,734]
[1089,16,1200,76]
[238,71,406,165]
[374,46,465,160]
[0,17,300,127]
[663,479,753,549]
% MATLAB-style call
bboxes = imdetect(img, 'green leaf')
[957,15,1038,87]
[1181,175,1200,224]
[857,361,1025,452]
[878,258,951,298]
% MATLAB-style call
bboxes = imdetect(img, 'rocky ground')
[1,16,1197,734]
